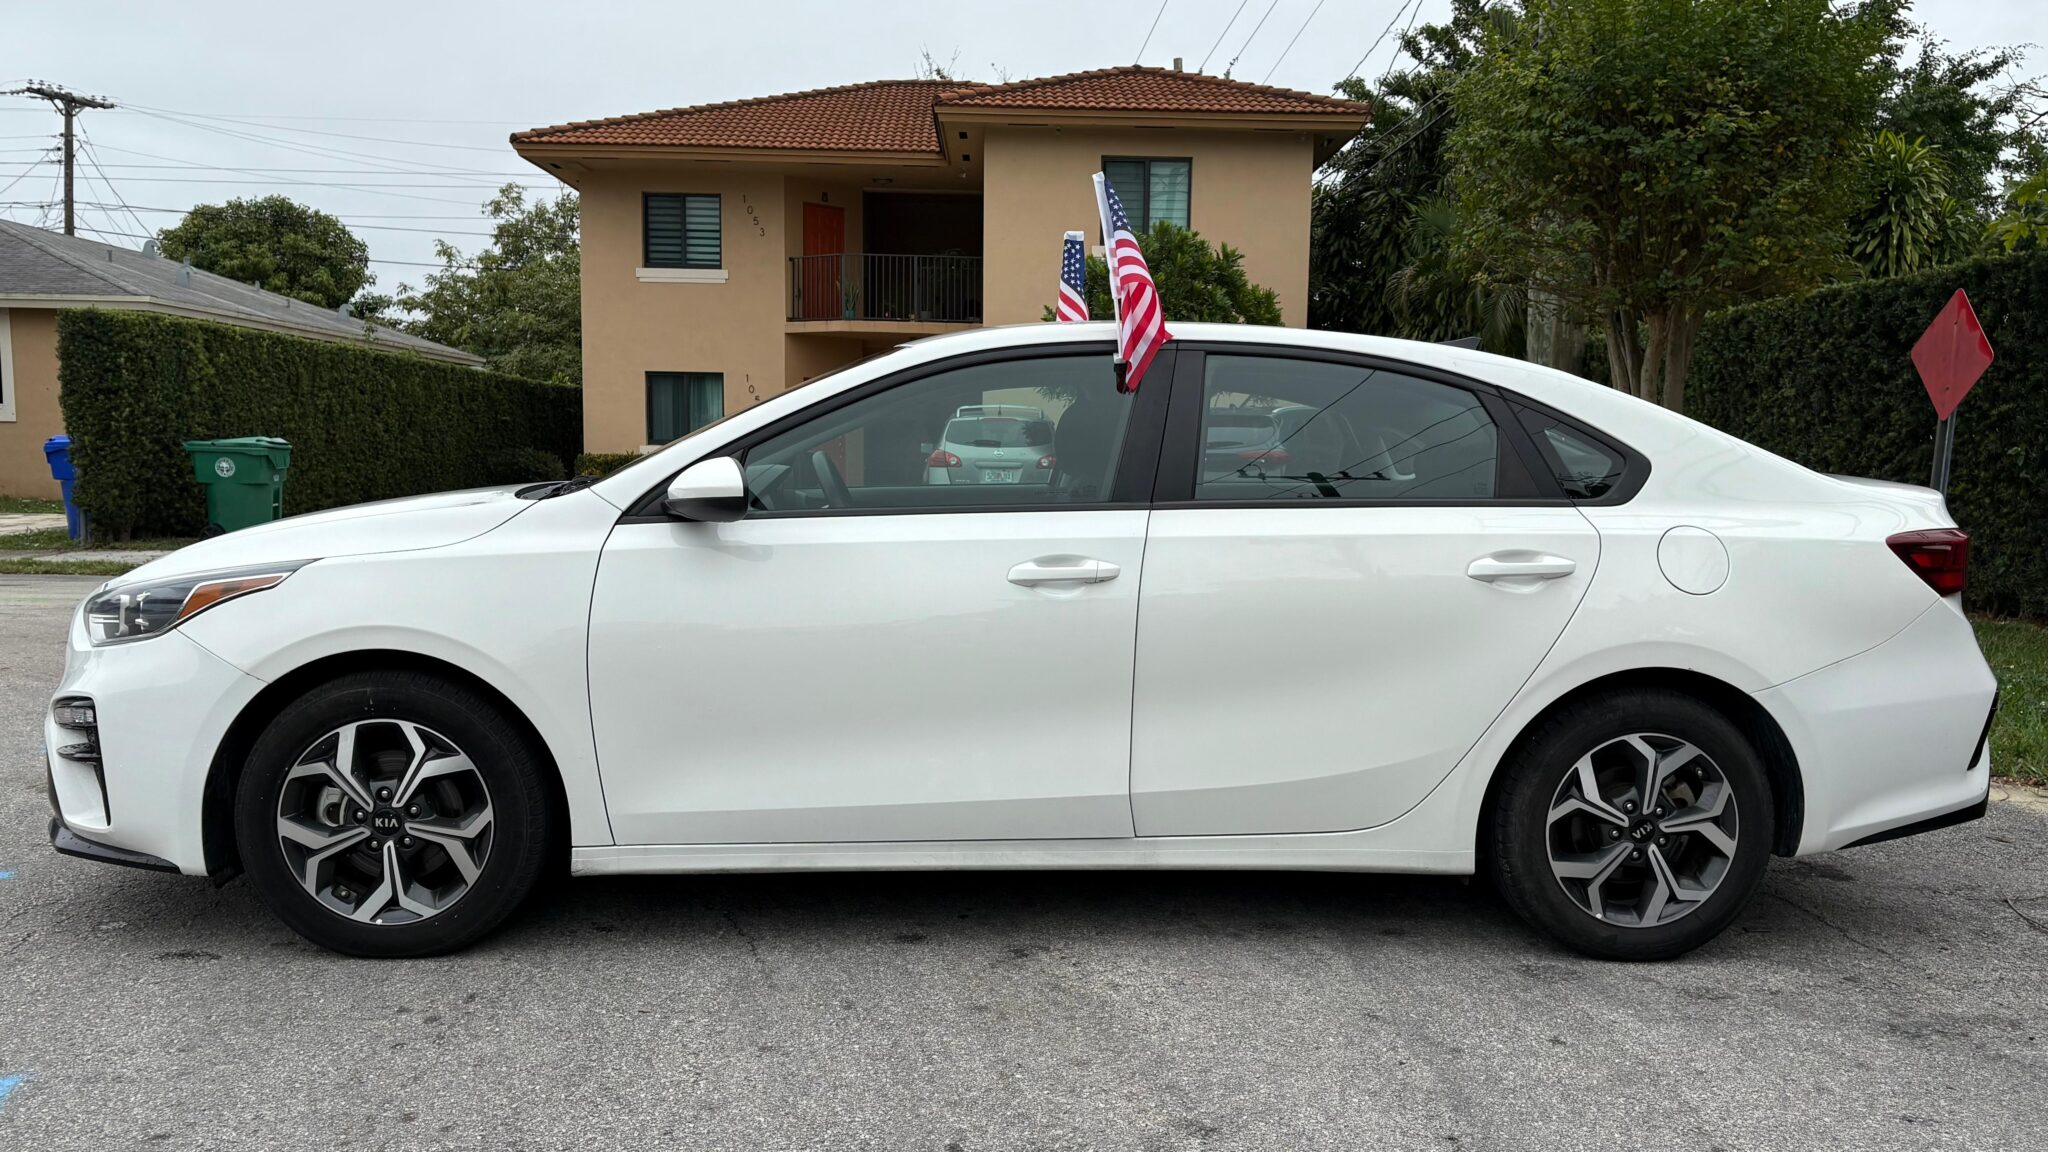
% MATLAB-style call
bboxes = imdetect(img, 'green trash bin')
[182,436,292,533]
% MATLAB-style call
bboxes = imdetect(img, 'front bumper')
[45,608,267,877]
[1759,601,1998,854]
[49,817,180,873]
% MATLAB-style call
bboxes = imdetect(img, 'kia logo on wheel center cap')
[369,809,403,835]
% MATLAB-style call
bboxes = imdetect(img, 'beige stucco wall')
[578,166,791,452]
[0,308,64,499]
[979,126,1315,327]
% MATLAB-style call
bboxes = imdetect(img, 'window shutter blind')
[644,194,721,267]
[1148,161,1191,229]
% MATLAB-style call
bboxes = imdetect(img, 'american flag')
[1056,230,1088,323]
[1092,173,1171,391]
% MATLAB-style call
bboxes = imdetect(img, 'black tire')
[234,670,556,958]
[1489,688,1774,961]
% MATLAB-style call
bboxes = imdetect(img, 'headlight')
[84,561,314,646]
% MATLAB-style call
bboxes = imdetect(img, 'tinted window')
[743,356,1133,512]
[1514,406,1627,499]
[1194,356,1498,501]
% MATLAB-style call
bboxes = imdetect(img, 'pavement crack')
[2002,896,2048,934]
[1769,891,1902,962]
[721,907,772,984]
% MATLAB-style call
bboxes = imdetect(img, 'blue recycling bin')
[42,435,84,540]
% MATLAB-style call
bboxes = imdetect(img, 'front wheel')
[1489,689,1774,961]
[233,670,556,957]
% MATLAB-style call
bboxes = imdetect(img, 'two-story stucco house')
[512,65,1367,454]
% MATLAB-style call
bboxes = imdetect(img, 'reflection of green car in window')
[925,404,1058,486]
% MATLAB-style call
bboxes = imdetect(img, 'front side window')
[743,356,1134,513]
[648,372,724,442]
[1193,355,1499,502]
[1102,158,1191,232]
[644,193,721,268]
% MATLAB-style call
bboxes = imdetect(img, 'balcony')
[787,253,982,332]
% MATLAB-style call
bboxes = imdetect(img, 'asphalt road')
[2,573,2045,1151]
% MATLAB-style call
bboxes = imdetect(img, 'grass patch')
[0,558,137,577]
[0,496,64,515]
[1975,616,2047,786]
[0,527,196,552]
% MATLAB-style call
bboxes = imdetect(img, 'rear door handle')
[1008,557,1120,586]
[1467,554,1577,582]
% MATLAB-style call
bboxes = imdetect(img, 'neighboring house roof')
[512,66,1367,154]
[0,219,483,366]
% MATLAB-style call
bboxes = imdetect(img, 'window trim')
[1509,398,1651,506]
[645,371,725,444]
[642,192,722,270]
[0,307,15,422]
[621,342,1174,521]
[1150,344,1577,508]
[1100,156,1193,234]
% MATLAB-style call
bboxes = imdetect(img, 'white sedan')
[45,324,1997,960]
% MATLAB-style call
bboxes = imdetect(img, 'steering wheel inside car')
[810,450,854,508]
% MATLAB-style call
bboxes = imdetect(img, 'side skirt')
[572,838,1474,877]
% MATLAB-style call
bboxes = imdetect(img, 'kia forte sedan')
[46,324,1997,961]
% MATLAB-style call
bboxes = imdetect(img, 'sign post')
[1910,289,1994,494]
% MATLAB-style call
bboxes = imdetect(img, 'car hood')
[112,486,534,585]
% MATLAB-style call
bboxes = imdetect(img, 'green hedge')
[574,452,642,477]
[1692,250,2047,618]
[59,310,580,536]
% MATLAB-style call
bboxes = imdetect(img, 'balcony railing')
[788,253,982,324]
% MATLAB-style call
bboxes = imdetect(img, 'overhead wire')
[1199,0,1251,73]
[1134,0,1172,64]
[1225,0,1283,77]
[1262,0,1329,84]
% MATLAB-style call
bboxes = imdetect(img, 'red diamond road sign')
[1911,289,1994,421]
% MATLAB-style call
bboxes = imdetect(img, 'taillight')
[1037,454,1057,470]
[1887,528,1969,595]
[927,450,961,468]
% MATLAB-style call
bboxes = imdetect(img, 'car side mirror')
[663,457,748,522]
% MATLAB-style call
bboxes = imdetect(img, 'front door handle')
[1467,554,1577,582]
[1008,556,1119,586]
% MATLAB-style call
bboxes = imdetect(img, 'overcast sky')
[4,0,2043,294]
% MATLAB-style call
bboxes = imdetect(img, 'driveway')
[2,573,2044,1151]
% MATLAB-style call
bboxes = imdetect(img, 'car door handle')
[1008,557,1119,586]
[1466,554,1577,582]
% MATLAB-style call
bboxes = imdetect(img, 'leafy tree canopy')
[391,185,581,386]
[1447,0,1899,411]
[1045,222,1282,325]
[155,195,370,310]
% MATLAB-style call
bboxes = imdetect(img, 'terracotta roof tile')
[512,67,1366,153]
[938,66,1362,116]
[512,79,953,152]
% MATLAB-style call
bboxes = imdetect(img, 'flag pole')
[1091,173,1131,393]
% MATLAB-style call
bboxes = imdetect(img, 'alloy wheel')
[274,719,494,925]
[1545,732,1739,928]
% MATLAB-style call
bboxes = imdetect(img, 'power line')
[126,109,521,178]
[76,126,153,242]
[113,110,536,125]
[1342,0,1423,84]
[28,162,538,177]
[3,82,116,235]
[1200,0,1251,73]
[1263,0,1329,84]
[1225,0,1282,78]
[122,104,521,153]
[1134,0,1172,64]
[0,174,552,189]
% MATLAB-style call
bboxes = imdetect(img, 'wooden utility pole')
[3,82,116,235]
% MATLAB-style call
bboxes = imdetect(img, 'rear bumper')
[1758,602,1997,854]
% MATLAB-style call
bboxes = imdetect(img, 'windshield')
[595,346,906,484]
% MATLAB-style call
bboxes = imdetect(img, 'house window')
[647,372,724,442]
[0,308,14,423]
[644,194,721,268]
[1102,158,1191,232]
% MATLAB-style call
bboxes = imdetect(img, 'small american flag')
[1056,231,1088,323]
[1092,173,1171,392]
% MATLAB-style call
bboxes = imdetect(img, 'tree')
[1309,0,1507,344]
[1847,130,1973,278]
[1045,222,1282,325]
[1876,39,2041,218]
[1986,169,2048,254]
[395,184,581,385]
[155,196,370,310]
[1447,0,1898,411]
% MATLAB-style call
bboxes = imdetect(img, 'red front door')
[801,202,846,320]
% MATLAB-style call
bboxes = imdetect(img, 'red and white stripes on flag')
[1092,172,1171,392]
[1056,230,1089,322]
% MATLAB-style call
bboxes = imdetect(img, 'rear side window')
[1194,355,1499,501]
[1513,405,1630,500]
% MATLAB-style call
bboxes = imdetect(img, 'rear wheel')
[1489,689,1774,961]
[234,670,555,957]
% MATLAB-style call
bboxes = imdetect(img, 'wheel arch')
[1476,668,1805,862]
[200,648,571,881]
